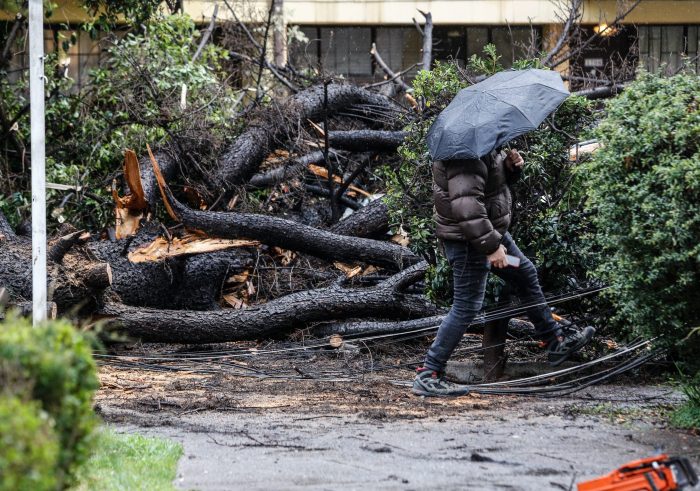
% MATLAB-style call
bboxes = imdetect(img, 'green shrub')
[382,50,595,303]
[0,315,100,489]
[581,71,700,366]
[0,395,60,491]
[1,13,238,231]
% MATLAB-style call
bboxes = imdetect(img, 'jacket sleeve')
[445,159,502,255]
[506,167,522,185]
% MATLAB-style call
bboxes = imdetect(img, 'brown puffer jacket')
[433,151,520,255]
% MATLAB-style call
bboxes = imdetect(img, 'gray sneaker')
[412,368,470,397]
[546,325,596,367]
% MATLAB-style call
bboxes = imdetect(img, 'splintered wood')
[128,233,259,263]
[112,149,148,239]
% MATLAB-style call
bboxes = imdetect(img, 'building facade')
[2,0,700,87]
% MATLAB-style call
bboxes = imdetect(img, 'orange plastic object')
[577,455,687,491]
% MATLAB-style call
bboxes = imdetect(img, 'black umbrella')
[427,69,569,160]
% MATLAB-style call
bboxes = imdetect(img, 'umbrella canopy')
[427,69,569,160]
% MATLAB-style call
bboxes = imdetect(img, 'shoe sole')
[412,387,470,397]
[548,327,596,367]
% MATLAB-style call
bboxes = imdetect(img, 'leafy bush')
[581,71,700,366]
[1,13,238,230]
[0,315,100,489]
[0,395,60,491]
[382,49,595,303]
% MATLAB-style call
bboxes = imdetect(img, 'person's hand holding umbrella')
[505,149,524,171]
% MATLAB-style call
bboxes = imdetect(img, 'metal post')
[29,0,47,325]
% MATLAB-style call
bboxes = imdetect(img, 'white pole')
[29,0,47,325]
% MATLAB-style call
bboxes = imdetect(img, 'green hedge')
[582,70,700,368]
[0,315,100,489]
[0,396,59,491]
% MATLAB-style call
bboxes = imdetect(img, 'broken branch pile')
[0,81,444,343]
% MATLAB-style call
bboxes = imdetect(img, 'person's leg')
[423,241,490,372]
[493,233,595,366]
[491,233,560,341]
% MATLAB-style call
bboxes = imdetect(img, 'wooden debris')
[271,247,296,266]
[329,334,344,348]
[112,149,149,239]
[128,233,259,263]
[333,262,363,278]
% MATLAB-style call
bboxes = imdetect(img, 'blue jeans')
[424,233,560,372]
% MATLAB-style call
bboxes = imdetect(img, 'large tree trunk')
[101,261,435,343]
[316,314,537,338]
[0,230,112,312]
[327,130,406,153]
[212,84,401,194]
[138,151,178,208]
[156,174,419,269]
[89,226,253,311]
[330,198,390,238]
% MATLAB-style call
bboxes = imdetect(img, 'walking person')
[412,148,595,397]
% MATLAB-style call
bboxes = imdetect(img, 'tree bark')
[0,210,15,239]
[330,198,390,238]
[327,130,406,153]
[316,315,536,338]
[139,151,178,208]
[161,187,419,269]
[573,83,627,99]
[248,151,326,189]
[0,233,113,312]
[212,84,401,193]
[272,0,287,68]
[101,261,436,343]
[47,229,86,264]
[418,10,433,71]
[88,226,253,311]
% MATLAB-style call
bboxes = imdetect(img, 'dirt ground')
[95,339,700,490]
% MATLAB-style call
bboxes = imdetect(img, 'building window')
[638,25,700,74]
[433,26,540,68]
[319,27,372,77]
[374,26,422,76]
[289,25,541,80]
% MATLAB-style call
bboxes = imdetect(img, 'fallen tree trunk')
[315,314,536,338]
[151,156,419,269]
[330,198,390,238]
[212,83,402,194]
[0,229,113,312]
[139,151,178,208]
[101,261,436,343]
[326,130,406,153]
[248,151,325,189]
[1,301,58,320]
[573,83,627,99]
[166,195,416,269]
[89,226,253,311]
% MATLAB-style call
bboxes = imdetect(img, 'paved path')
[106,385,700,491]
